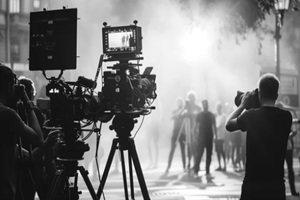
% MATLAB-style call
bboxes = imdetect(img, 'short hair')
[258,73,279,101]
[202,99,208,103]
[0,64,14,93]
[19,76,36,100]
[187,91,196,102]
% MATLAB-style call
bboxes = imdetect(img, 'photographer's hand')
[32,130,60,159]
[240,91,251,109]
[225,93,250,132]
[19,84,44,147]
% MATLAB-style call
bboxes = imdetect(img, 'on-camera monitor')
[108,31,133,49]
[102,25,142,55]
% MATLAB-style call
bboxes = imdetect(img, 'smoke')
[43,0,299,167]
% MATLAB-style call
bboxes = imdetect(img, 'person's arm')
[193,121,198,136]
[32,130,60,159]
[192,113,199,135]
[225,92,251,132]
[212,116,217,140]
[19,85,44,147]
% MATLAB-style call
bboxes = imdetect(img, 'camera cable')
[133,115,145,139]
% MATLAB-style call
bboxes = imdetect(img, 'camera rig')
[29,7,156,200]
[30,8,157,123]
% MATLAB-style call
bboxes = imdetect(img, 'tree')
[176,0,300,34]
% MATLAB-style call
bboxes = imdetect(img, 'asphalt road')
[71,156,300,200]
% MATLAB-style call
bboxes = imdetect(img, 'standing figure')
[145,98,162,169]
[276,102,299,196]
[185,91,201,172]
[226,73,292,200]
[165,97,186,173]
[215,103,227,171]
[193,99,217,177]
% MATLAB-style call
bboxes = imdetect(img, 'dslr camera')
[234,88,260,110]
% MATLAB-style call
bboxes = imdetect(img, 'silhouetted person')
[226,73,292,200]
[185,91,201,172]
[15,77,45,200]
[231,130,243,171]
[0,65,44,200]
[285,129,299,196]
[215,103,226,171]
[145,98,162,169]
[193,99,216,177]
[276,102,299,196]
[16,76,59,200]
[166,97,186,173]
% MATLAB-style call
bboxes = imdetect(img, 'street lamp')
[274,0,290,80]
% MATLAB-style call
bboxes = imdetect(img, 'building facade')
[0,0,47,66]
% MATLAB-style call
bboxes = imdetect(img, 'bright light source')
[274,0,290,11]
[180,25,215,64]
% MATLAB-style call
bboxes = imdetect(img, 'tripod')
[97,114,150,200]
[46,137,98,200]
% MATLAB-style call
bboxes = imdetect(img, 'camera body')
[45,77,104,122]
[102,69,156,112]
[235,88,260,110]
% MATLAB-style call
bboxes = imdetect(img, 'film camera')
[235,88,260,110]
[29,9,156,124]
[29,6,157,159]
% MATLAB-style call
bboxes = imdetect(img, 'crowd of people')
[165,92,247,175]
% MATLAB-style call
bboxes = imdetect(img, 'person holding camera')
[0,65,44,200]
[226,73,292,200]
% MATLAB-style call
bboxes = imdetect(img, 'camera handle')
[42,70,64,81]
[97,114,151,200]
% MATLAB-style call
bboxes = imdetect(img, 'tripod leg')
[78,166,98,200]
[97,138,118,199]
[46,170,66,200]
[128,138,151,200]
[119,148,129,200]
[128,151,134,199]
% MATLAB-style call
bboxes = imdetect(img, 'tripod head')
[109,114,138,149]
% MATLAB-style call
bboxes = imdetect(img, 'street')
[75,155,300,200]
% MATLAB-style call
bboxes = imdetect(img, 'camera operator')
[225,73,292,200]
[0,65,44,200]
[15,76,51,200]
